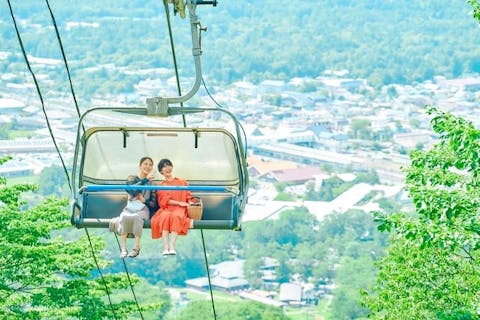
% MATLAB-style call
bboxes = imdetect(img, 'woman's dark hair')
[157,158,173,172]
[139,156,153,166]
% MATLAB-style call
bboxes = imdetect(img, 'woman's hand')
[168,200,189,207]
[173,201,189,207]
[137,194,146,203]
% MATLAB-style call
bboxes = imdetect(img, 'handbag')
[187,197,203,220]
[125,199,146,213]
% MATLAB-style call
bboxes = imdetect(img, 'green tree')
[176,300,291,320]
[365,107,480,318]
[263,94,282,106]
[272,245,292,283]
[292,242,327,280]
[355,169,380,185]
[274,181,288,193]
[306,175,348,201]
[0,157,165,319]
[243,242,268,289]
[38,165,69,197]
[372,126,393,142]
[298,81,317,93]
[0,123,12,139]
[376,197,402,214]
[385,85,398,100]
[469,0,480,22]
[274,191,295,201]
[331,256,374,319]
[349,119,372,139]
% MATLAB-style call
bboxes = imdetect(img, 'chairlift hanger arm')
[147,0,214,115]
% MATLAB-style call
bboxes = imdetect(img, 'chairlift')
[70,107,248,230]
[70,0,248,231]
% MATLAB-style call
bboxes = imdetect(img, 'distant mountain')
[1,0,480,94]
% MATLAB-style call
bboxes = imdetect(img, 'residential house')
[279,283,302,306]
[260,257,280,290]
[186,259,249,293]
[261,166,324,184]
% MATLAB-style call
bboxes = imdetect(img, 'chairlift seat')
[72,189,238,229]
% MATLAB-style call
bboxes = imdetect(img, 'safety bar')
[82,185,228,192]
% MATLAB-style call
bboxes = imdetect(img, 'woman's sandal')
[120,249,128,258]
[128,248,140,258]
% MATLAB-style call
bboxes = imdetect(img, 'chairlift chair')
[70,106,249,230]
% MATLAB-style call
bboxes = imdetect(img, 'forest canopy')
[1,0,480,95]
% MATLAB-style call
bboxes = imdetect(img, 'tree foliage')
[176,300,291,320]
[38,165,69,197]
[468,0,480,23]
[0,157,166,319]
[365,107,480,318]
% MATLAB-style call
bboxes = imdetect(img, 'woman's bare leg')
[120,234,128,251]
[134,236,141,250]
[170,232,178,251]
[162,230,169,252]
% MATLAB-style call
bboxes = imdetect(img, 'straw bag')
[187,197,203,220]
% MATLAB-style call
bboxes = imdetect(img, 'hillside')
[1,0,480,95]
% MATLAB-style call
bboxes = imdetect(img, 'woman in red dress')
[151,158,195,256]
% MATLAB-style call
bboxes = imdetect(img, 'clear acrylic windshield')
[80,127,241,187]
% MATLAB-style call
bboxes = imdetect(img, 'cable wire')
[163,0,187,128]
[44,0,86,146]
[44,0,82,121]
[7,0,72,192]
[84,228,118,319]
[113,233,144,320]
[200,230,217,319]
[202,77,248,151]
